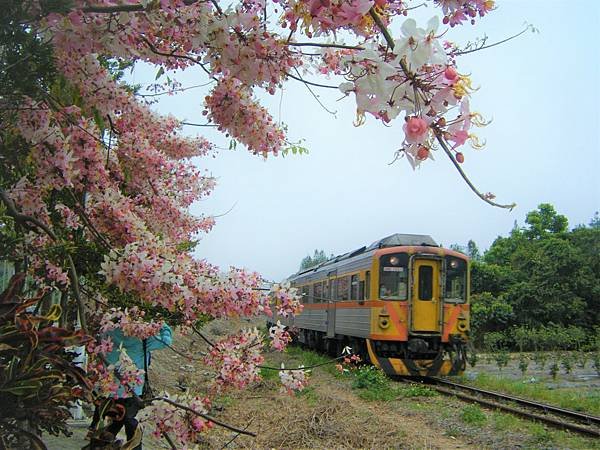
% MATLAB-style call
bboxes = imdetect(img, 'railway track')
[400,377,600,438]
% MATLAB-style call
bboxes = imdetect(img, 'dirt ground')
[42,320,600,449]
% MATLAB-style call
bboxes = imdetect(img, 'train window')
[445,257,467,303]
[379,253,409,300]
[350,274,359,300]
[365,271,371,300]
[338,276,350,300]
[301,285,310,304]
[418,266,433,300]
[330,279,337,301]
[314,282,323,303]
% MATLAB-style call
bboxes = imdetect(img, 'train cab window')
[379,253,409,300]
[350,275,359,300]
[323,281,329,301]
[314,282,323,303]
[418,266,433,300]
[365,271,371,300]
[445,256,467,303]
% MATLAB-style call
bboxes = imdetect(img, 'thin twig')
[162,432,177,450]
[191,325,216,348]
[285,71,338,90]
[433,129,515,210]
[221,418,254,449]
[454,25,533,56]
[150,397,257,437]
[288,42,364,50]
[258,355,345,371]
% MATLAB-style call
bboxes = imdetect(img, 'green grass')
[259,366,280,381]
[461,372,600,415]
[490,411,520,431]
[295,385,319,406]
[460,404,487,426]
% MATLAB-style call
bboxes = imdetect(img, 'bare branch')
[453,25,534,56]
[149,396,257,437]
[285,71,338,90]
[288,42,364,51]
[81,0,199,14]
[433,130,515,210]
[191,325,216,348]
[258,354,346,371]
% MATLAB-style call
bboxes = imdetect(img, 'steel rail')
[412,377,600,438]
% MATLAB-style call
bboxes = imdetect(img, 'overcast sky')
[131,0,599,281]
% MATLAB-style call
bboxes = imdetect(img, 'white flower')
[393,16,447,69]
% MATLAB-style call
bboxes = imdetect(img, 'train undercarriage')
[293,328,467,377]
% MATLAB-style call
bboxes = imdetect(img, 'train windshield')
[379,253,409,300]
[445,256,467,302]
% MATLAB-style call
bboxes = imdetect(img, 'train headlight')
[457,320,468,331]
[378,313,390,329]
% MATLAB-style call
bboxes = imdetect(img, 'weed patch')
[460,404,487,426]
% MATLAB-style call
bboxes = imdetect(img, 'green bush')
[352,366,387,390]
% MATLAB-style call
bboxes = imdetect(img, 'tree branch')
[258,355,345,371]
[0,189,88,331]
[149,396,257,437]
[288,42,364,51]
[433,130,516,210]
[285,71,338,90]
[191,324,216,348]
[81,0,200,14]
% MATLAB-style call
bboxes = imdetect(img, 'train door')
[411,259,441,332]
[326,276,336,338]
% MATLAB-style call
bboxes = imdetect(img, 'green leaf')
[155,66,165,80]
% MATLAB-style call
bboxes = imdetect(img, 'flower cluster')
[139,394,213,447]
[270,282,303,318]
[281,0,405,37]
[435,0,495,27]
[269,321,292,351]
[204,329,264,390]
[278,363,310,394]
[204,77,287,155]
[98,307,164,340]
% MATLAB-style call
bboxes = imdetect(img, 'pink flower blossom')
[403,117,429,143]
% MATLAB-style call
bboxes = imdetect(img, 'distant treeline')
[463,204,600,351]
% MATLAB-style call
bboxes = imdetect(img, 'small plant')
[576,352,588,369]
[461,404,487,426]
[399,384,437,398]
[467,349,478,367]
[593,353,600,377]
[561,353,573,375]
[532,351,548,370]
[549,361,560,380]
[351,366,387,390]
[494,351,510,372]
[518,353,529,376]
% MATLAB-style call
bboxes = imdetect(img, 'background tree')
[300,249,330,270]
[470,205,600,348]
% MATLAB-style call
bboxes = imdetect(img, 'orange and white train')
[273,234,470,377]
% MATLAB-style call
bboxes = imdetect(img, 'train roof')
[289,233,438,281]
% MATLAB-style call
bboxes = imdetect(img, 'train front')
[366,246,469,377]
